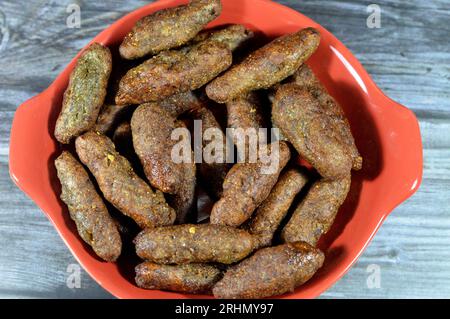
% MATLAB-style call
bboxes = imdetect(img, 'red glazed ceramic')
[9,0,422,299]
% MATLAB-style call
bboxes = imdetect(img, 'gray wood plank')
[0,0,449,299]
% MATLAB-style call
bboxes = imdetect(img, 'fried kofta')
[247,168,308,248]
[55,151,121,262]
[120,0,222,60]
[206,28,320,103]
[226,92,267,161]
[116,41,232,105]
[213,242,324,299]
[191,24,254,51]
[210,141,291,227]
[290,65,362,170]
[55,43,112,144]
[273,83,356,179]
[190,105,230,199]
[75,131,175,228]
[160,91,203,117]
[134,224,255,264]
[135,262,222,294]
[131,102,196,223]
[282,176,351,246]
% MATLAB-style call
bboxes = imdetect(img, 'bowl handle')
[377,94,423,212]
[9,89,59,213]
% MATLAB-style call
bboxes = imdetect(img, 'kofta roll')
[189,105,230,199]
[55,43,112,144]
[116,41,232,105]
[291,65,362,170]
[119,0,222,60]
[227,92,266,131]
[273,83,356,180]
[282,176,351,246]
[75,132,175,229]
[135,262,222,294]
[55,151,121,262]
[226,92,267,161]
[213,242,324,299]
[247,168,308,249]
[134,224,255,264]
[160,91,203,118]
[206,28,320,103]
[210,141,291,227]
[131,102,196,223]
[191,24,254,51]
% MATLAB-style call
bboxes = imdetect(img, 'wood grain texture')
[0,0,449,299]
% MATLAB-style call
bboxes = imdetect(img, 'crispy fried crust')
[291,65,362,170]
[75,132,175,228]
[282,176,351,246]
[55,151,121,262]
[55,43,112,144]
[226,92,267,160]
[273,83,356,179]
[119,0,222,60]
[160,91,204,117]
[94,104,131,135]
[131,103,196,223]
[247,168,308,248]
[210,142,291,227]
[116,41,232,105]
[191,24,254,51]
[134,224,255,264]
[135,262,222,294]
[213,242,324,299]
[206,28,320,103]
[131,103,188,194]
[227,92,266,131]
[190,105,230,199]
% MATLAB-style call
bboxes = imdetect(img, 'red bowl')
[9,0,422,299]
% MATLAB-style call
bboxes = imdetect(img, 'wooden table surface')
[0,0,449,299]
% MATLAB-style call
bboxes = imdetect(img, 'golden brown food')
[210,141,291,227]
[116,41,232,105]
[273,83,356,179]
[131,103,196,223]
[247,168,308,248]
[191,24,254,51]
[291,65,362,170]
[75,131,175,228]
[119,0,222,60]
[135,262,222,294]
[160,91,203,117]
[130,103,182,193]
[206,28,320,103]
[95,104,132,135]
[282,176,351,246]
[55,43,112,144]
[213,242,324,299]
[55,151,121,262]
[189,105,230,199]
[134,224,255,264]
[226,92,267,160]
[227,92,266,131]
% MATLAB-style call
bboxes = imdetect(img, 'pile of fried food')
[53,0,362,299]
